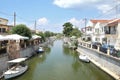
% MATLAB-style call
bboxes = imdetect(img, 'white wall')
[115,23,120,50]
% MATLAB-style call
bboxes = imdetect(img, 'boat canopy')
[7,58,27,63]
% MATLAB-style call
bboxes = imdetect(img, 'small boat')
[79,55,90,63]
[37,47,44,53]
[4,58,28,79]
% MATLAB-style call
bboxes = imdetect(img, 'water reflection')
[10,40,114,80]
[63,44,114,80]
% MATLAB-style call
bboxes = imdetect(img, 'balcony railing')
[105,31,116,34]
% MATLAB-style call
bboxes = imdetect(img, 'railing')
[78,41,120,58]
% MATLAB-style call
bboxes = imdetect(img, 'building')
[0,17,13,35]
[91,20,109,43]
[82,18,120,50]
[104,19,120,50]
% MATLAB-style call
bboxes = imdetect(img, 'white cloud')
[68,18,85,28]
[53,0,117,16]
[37,17,48,25]
[53,0,101,8]
[97,4,113,13]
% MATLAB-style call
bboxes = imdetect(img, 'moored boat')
[4,58,28,79]
[79,55,90,63]
[37,47,44,53]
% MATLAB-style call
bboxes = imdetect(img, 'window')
[0,28,6,33]
[0,28,1,33]
[95,29,99,33]
[102,27,104,32]
[95,38,100,41]
[2,28,6,33]
[90,28,92,31]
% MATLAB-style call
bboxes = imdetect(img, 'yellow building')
[0,17,13,34]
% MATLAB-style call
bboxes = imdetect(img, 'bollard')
[91,44,92,49]
[24,43,26,48]
[97,45,100,51]
[107,48,110,55]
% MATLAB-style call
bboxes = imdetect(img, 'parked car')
[100,44,117,55]
[92,42,101,49]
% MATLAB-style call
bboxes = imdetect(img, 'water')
[13,40,114,80]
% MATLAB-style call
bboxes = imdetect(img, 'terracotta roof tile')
[90,19,110,23]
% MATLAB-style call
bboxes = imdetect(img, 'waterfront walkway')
[77,46,120,80]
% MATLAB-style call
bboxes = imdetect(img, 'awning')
[0,35,8,41]
[31,35,41,39]
[5,34,29,40]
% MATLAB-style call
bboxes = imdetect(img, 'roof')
[7,58,27,63]
[0,24,13,27]
[90,20,109,23]
[0,17,8,21]
[107,18,120,25]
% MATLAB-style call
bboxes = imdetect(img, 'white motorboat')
[38,47,44,53]
[4,58,28,79]
[79,55,90,63]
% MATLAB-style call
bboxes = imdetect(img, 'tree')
[36,32,45,42]
[70,28,82,37]
[11,24,32,39]
[63,22,73,36]
[44,31,56,37]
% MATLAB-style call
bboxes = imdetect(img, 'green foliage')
[11,24,32,39]
[44,31,56,37]
[36,31,56,42]
[63,22,73,36]
[63,22,82,37]
[36,32,45,42]
[70,28,82,38]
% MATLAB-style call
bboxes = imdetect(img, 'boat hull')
[79,55,90,63]
[4,65,28,79]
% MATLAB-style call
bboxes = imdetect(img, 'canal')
[13,40,114,80]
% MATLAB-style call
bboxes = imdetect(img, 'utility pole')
[34,20,36,33]
[84,18,87,40]
[14,12,16,27]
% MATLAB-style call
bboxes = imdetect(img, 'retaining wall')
[0,54,8,75]
[77,46,120,80]
[20,45,39,58]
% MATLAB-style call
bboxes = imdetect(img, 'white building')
[91,20,109,43]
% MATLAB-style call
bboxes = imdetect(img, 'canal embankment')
[0,54,8,79]
[0,37,55,79]
[77,46,120,80]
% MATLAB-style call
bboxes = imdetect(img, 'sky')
[0,0,119,33]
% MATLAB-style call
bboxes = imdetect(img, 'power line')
[16,15,35,23]
[95,3,120,19]
[0,11,13,17]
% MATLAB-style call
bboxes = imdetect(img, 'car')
[100,44,117,55]
[92,42,101,49]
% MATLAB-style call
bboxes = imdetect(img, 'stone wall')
[19,45,39,58]
[0,54,8,75]
[77,46,120,79]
